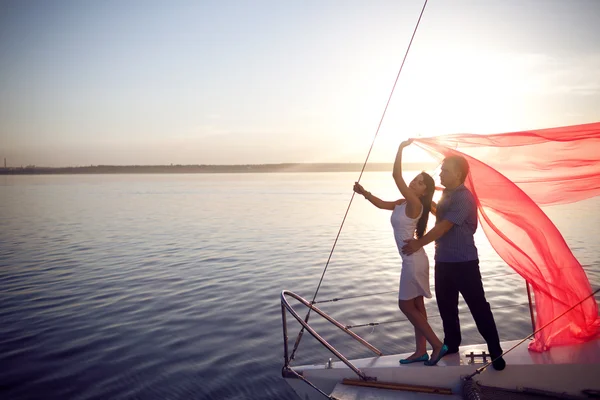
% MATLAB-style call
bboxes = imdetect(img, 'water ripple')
[1,173,598,399]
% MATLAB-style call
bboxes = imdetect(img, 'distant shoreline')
[0,162,438,175]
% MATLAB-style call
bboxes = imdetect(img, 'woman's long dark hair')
[416,172,436,239]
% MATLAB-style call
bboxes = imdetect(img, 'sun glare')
[327,48,546,165]
[372,49,537,138]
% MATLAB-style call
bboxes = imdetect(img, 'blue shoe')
[399,353,429,364]
[424,345,448,366]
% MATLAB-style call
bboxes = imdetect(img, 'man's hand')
[402,238,422,255]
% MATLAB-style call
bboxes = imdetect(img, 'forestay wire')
[289,0,430,362]
[465,287,600,379]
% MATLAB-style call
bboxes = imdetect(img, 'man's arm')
[401,219,454,255]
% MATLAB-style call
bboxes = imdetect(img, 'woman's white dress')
[391,202,432,300]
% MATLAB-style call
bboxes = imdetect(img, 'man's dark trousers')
[434,259,503,356]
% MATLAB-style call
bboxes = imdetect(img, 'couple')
[353,140,506,370]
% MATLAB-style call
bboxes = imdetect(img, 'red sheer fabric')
[414,122,600,352]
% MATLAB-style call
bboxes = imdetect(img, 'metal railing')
[280,290,382,383]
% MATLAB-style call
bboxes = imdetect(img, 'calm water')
[1,172,599,400]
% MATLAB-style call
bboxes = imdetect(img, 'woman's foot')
[399,352,429,364]
[424,344,448,366]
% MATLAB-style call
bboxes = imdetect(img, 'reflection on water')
[0,172,598,399]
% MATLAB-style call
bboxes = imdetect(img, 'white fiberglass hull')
[283,338,600,400]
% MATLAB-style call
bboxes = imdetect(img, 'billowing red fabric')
[413,122,600,352]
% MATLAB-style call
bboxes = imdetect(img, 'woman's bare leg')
[399,297,444,359]
[414,323,427,356]
[398,298,427,360]
[413,296,445,360]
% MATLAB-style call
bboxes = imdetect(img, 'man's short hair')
[443,155,470,183]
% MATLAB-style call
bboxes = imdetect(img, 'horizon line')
[1,161,438,168]
[0,161,440,175]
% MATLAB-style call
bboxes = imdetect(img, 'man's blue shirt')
[435,184,479,262]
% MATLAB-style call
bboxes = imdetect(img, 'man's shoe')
[492,355,506,371]
[445,347,459,355]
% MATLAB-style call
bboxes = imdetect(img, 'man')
[402,155,506,371]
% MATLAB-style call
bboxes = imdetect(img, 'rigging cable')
[312,271,529,305]
[345,302,533,329]
[289,0,430,362]
[465,287,600,380]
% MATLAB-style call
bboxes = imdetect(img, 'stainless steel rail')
[281,290,383,382]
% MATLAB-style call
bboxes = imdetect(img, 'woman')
[353,139,448,366]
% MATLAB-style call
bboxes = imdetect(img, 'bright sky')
[1,0,599,167]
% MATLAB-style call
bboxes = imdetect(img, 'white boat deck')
[285,338,600,399]
[330,383,461,400]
